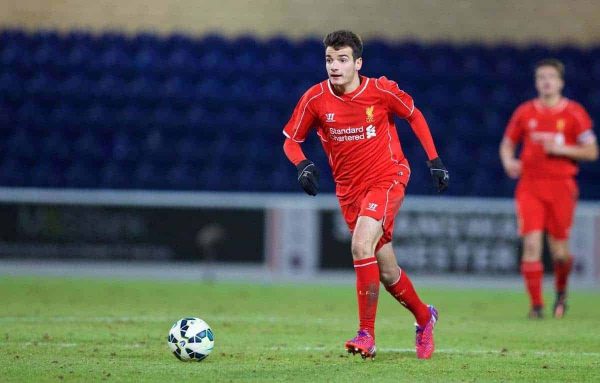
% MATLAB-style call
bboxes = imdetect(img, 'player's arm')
[283,138,319,196]
[282,87,321,196]
[500,106,524,179]
[544,105,598,162]
[404,108,449,192]
[499,137,522,179]
[377,77,449,192]
[544,138,598,161]
[545,105,598,161]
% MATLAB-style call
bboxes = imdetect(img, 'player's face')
[325,46,362,87]
[535,66,564,98]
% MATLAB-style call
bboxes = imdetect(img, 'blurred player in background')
[500,59,598,319]
[282,30,449,359]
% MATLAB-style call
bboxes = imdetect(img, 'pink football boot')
[415,305,438,359]
[345,329,376,360]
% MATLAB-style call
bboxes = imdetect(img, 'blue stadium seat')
[176,135,209,165]
[31,161,65,187]
[134,161,167,189]
[166,163,199,189]
[193,77,225,107]
[92,74,128,106]
[111,131,136,160]
[126,76,161,106]
[41,131,71,162]
[186,105,210,136]
[133,45,166,75]
[0,158,28,186]
[199,50,232,80]
[65,162,99,188]
[6,130,36,164]
[73,132,106,164]
[100,161,132,189]
[140,129,177,165]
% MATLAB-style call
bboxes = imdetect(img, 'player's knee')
[379,266,399,286]
[522,237,542,261]
[549,241,569,260]
[351,239,373,260]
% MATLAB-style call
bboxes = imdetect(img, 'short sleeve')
[282,85,322,143]
[570,103,596,144]
[375,77,414,119]
[504,105,526,144]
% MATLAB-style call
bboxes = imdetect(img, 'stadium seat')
[65,162,99,188]
[0,158,28,186]
[0,29,598,197]
[31,161,65,187]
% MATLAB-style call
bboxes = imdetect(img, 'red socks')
[385,268,431,327]
[353,257,380,336]
[521,260,544,307]
[554,256,573,294]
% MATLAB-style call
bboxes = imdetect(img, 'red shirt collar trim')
[327,76,369,101]
[533,97,569,114]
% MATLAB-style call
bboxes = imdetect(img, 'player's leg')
[345,215,383,359]
[516,181,546,318]
[369,174,437,359]
[377,243,431,326]
[377,243,438,359]
[521,231,544,318]
[546,179,578,318]
[351,215,384,334]
[547,236,572,318]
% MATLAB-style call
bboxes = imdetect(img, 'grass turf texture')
[1,276,599,382]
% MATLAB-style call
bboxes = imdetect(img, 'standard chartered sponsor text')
[329,126,368,142]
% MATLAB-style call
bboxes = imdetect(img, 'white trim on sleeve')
[290,83,324,141]
[375,78,414,117]
[577,129,597,144]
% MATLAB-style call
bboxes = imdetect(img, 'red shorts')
[340,172,409,252]
[515,177,578,240]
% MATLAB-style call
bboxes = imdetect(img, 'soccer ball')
[167,317,215,362]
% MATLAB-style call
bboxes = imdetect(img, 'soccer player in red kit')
[282,30,449,359]
[500,59,598,319]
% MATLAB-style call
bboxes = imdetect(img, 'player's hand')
[543,140,566,156]
[296,159,319,196]
[426,157,449,193]
[503,158,522,179]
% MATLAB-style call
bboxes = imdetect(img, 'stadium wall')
[0,188,599,284]
[2,0,600,45]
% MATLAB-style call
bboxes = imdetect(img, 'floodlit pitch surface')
[1,276,599,382]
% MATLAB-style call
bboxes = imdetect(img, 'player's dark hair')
[534,58,565,79]
[323,30,363,60]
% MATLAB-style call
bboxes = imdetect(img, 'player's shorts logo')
[366,125,376,139]
[325,113,336,123]
[367,202,378,212]
[366,106,375,123]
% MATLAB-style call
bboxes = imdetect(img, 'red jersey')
[504,98,595,179]
[283,76,415,205]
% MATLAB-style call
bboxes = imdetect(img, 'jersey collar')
[533,97,569,114]
[327,76,370,101]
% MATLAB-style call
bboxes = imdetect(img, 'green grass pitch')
[1,276,599,382]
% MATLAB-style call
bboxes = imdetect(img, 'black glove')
[426,157,449,193]
[296,159,319,196]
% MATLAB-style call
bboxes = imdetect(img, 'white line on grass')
[4,316,600,358]
[0,315,352,325]
[292,346,600,357]
[20,342,598,357]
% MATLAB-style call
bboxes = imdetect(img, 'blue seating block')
[0,29,598,196]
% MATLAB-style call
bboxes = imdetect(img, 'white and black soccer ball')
[167,317,214,362]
